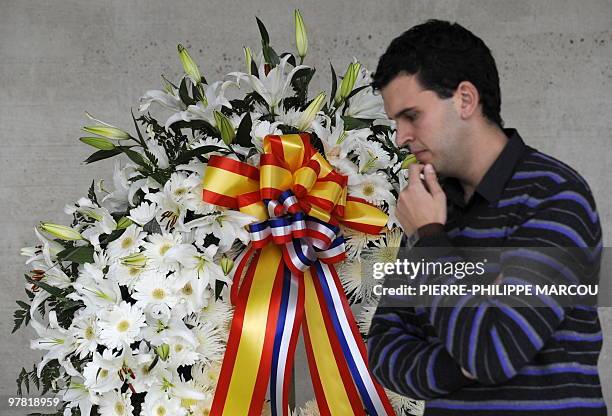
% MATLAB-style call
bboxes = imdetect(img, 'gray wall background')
[1,0,611,413]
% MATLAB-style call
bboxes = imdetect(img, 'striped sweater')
[367,129,606,415]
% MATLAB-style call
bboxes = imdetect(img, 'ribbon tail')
[270,268,305,416]
[303,266,366,416]
[314,262,397,415]
[210,245,285,416]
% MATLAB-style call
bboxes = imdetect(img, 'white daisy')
[355,139,393,173]
[97,390,134,416]
[140,390,187,416]
[167,335,201,368]
[348,172,395,206]
[142,232,183,273]
[69,309,100,359]
[83,350,124,393]
[132,272,178,317]
[98,301,146,350]
[106,224,147,260]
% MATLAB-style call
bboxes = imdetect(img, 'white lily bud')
[177,44,202,84]
[79,137,116,150]
[297,92,326,131]
[39,223,83,241]
[220,256,234,276]
[116,217,133,230]
[82,126,131,141]
[294,9,308,60]
[400,154,418,169]
[244,46,253,75]
[214,111,236,145]
[121,253,147,267]
[155,344,170,361]
[336,62,361,104]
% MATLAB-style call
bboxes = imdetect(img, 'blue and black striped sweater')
[367,129,606,415]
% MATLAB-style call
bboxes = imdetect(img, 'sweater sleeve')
[414,182,602,385]
[367,306,475,400]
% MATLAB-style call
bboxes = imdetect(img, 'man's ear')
[453,81,480,120]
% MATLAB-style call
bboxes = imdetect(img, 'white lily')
[30,311,78,378]
[63,376,100,416]
[139,84,185,113]
[183,210,257,252]
[164,80,236,130]
[230,54,308,112]
[344,66,387,120]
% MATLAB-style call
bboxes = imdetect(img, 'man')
[366,20,606,415]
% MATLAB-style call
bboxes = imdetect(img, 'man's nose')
[395,123,414,148]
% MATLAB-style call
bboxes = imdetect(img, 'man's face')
[381,73,464,176]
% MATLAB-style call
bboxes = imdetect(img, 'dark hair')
[373,20,503,127]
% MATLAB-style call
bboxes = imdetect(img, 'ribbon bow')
[202,133,395,416]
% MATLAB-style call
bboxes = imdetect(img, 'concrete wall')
[1,0,610,413]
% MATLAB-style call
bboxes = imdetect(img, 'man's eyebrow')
[393,107,418,120]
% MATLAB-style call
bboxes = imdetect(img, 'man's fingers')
[424,164,443,196]
[408,163,424,188]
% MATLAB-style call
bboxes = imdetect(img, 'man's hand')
[396,163,447,235]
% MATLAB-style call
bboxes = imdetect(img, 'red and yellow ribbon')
[202,133,395,416]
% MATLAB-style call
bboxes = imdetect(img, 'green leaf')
[131,109,146,147]
[330,62,338,107]
[24,275,64,299]
[341,116,374,130]
[179,77,197,106]
[235,112,253,148]
[255,17,270,45]
[263,44,280,67]
[175,145,225,164]
[57,246,94,264]
[119,146,149,167]
[83,148,122,164]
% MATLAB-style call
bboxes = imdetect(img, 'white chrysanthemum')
[127,201,157,226]
[142,232,183,273]
[348,172,395,206]
[98,302,146,350]
[132,272,178,317]
[98,390,134,416]
[185,390,214,416]
[386,388,425,416]
[341,225,382,260]
[194,322,226,366]
[298,399,320,416]
[195,293,233,334]
[83,350,124,393]
[69,309,100,359]
[337,259,368,302]
[106,224,147,260]
[251,119,282,152]
[191,360,222,392]
[356,303,378,335]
